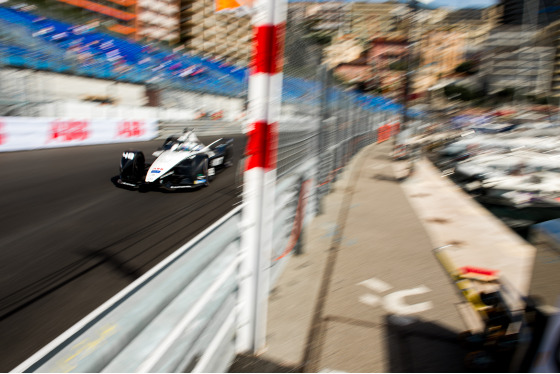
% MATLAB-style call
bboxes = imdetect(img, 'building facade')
[476,27,554,96]
[179,0,252,64]
[367,36,407,70]
[331,36,408,97]
[51,0,251,63]
[440,7,501,52]
[346,1,408,42]
[303,1,347,35]
[54,0,139,37]
[137,0,180,42]
[479,45,554,95]
[323,34,364,68]
[500,0,560,26]
[414,28,467,94]
[54,0,181,42]
[368,36,407,96]
[540,20,560,96]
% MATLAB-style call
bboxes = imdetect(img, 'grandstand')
[0,4,403,120]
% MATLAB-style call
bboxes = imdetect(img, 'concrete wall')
[160,89,245,121]
[36,100,197,120]
[0,68,246,120]
[0,68,146,107]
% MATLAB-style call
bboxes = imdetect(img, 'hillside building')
[179,0,252,64]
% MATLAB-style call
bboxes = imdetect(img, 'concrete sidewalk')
[230,141,535,373]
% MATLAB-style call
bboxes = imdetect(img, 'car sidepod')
[208,138,234,179]
[160,153,209,189]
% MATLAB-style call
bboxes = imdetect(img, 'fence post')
[316,65,329,214]
[352,99,358,155]
[344,95,351,164]
[237,0,287,354]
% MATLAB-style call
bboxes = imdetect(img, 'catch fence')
[8,0,403,370]
[12,86,398,373]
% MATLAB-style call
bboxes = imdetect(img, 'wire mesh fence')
[0,1,410,368]
[0,0,403,271]
[270,10,402,263]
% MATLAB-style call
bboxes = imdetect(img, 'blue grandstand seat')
[0,5,403,114]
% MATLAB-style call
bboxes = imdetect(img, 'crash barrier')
[377,121,400,144]
[0,68,241,121]
[158,114,322,140]
[377,124,391,143]
[158,120,243,137]
[0,117,158,152]
[12,158,320,373]
[314,108,393,205]
[0,117,242,153]
[12,108,393,372]
[13,207,243,373]
[270,159,318,286]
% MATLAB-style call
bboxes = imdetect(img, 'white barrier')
[0,117,158,152]
[10,171,314,373]
[12,206,242,373]
[10,118,379,372]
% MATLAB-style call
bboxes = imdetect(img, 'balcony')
[191,13,204,22]
[180,19,195,27]
[190,25,204,34]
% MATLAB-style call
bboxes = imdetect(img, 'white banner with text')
[0,117,158,152]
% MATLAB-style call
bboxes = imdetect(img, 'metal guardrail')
[13,109,389,372]
[12,207,243,373]
[158,120,243,138]
[11,159,322,373]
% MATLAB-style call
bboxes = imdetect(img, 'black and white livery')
[117,129,233,190]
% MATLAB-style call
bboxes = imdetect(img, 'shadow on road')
[228,353,302,373]
[384,314,472,373]
[372,173,403,183]
[373,153,393,161]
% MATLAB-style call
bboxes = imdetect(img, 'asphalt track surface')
[0,134,246,371]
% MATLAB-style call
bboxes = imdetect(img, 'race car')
[117,129,233,190]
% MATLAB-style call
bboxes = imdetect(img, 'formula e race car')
[117,129,233,190]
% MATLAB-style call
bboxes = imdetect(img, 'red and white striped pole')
[237,0,286,354]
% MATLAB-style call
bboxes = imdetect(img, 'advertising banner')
[0,117,158,152]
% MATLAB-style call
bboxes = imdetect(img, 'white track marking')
[358,278,393,293]
[383,286,433,315]
[359,294,381,307]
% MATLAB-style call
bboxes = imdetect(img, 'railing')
[12,106,394,372]
[158,120,244,137]
[13,207,243,373]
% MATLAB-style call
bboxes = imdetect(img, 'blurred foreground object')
[434,244,560,372]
